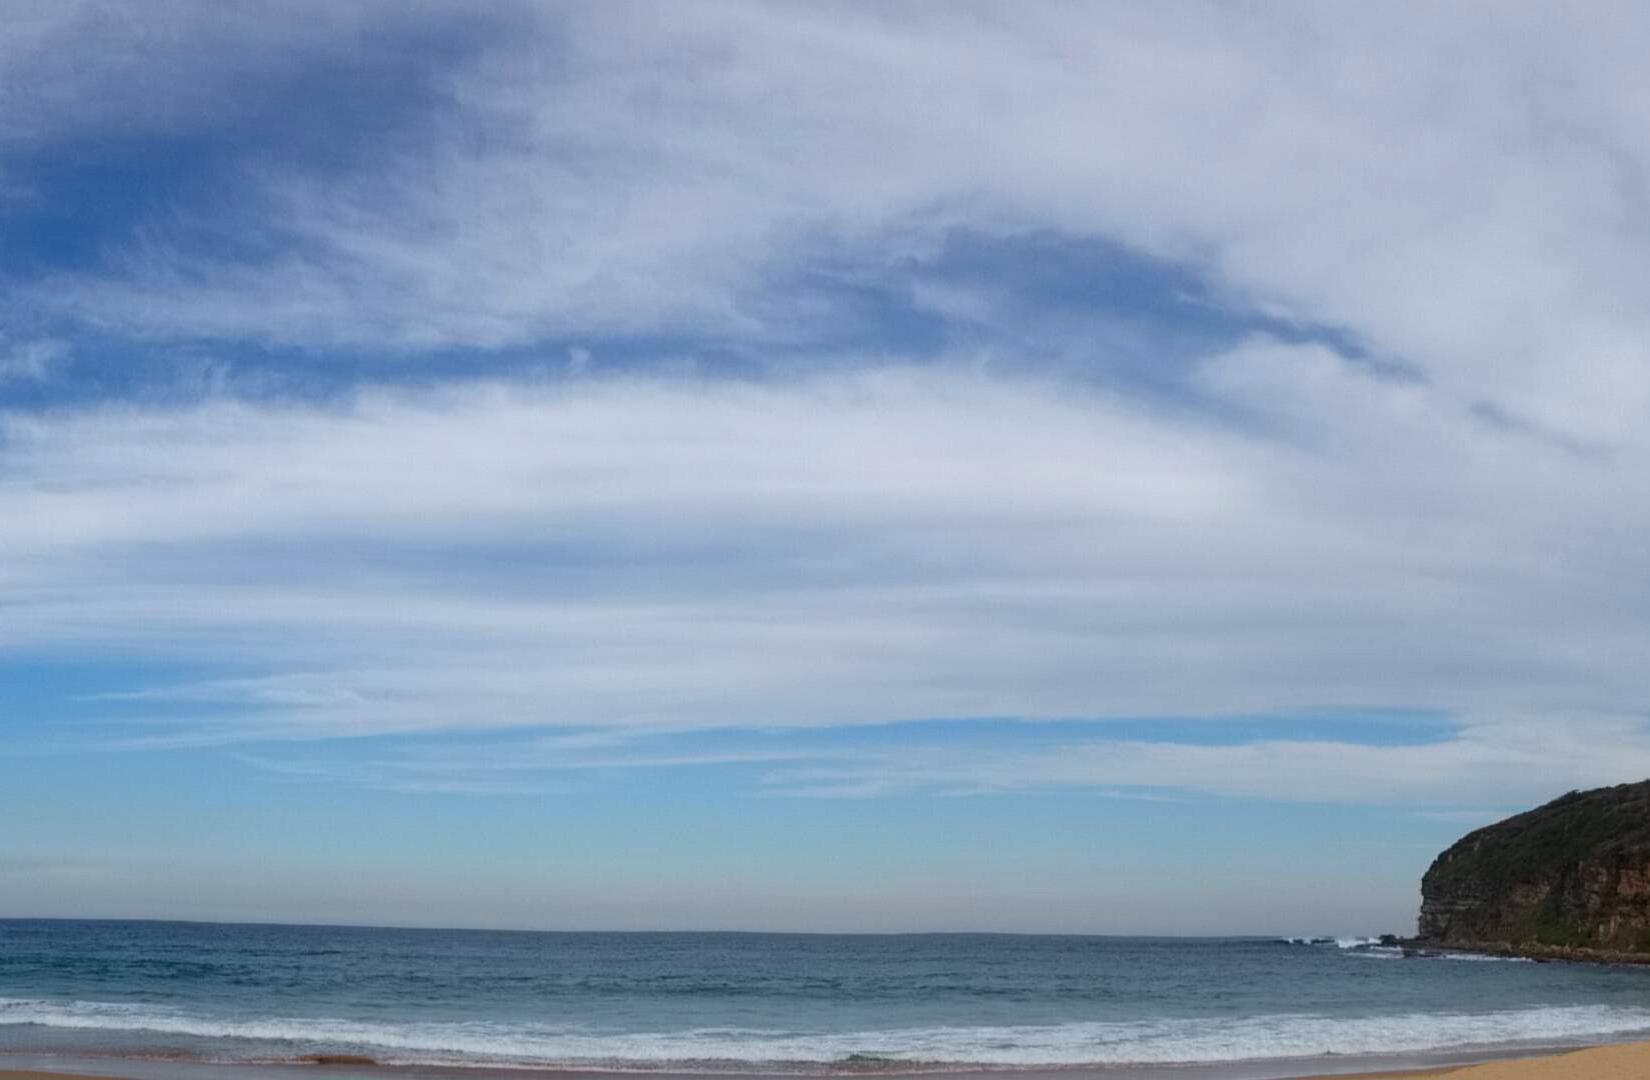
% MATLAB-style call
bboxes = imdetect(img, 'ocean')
[3,921,1650,1078]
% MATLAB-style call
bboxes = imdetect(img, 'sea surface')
[3,921,1650,1077]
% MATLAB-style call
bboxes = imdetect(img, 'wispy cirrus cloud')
[217,709,1650,810]
[3,2,1650,826]
[753,717,1650,808]
[8,3,1650,444]
[1,347,1646,813]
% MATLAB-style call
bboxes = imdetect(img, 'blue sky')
[4,2,1650,933]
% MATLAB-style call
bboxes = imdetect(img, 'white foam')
[4,998,1650,1068]
[1441,953,1535,963]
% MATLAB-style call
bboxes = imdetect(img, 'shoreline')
[1399,940,1650,967]
[1,1042,1645,1080]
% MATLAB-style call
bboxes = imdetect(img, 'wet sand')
[1304,1039,1650,1078]
[3,1041,1649,1080]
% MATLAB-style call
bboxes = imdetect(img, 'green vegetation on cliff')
[1419,780,1650,952]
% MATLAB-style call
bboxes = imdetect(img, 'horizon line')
[0,914,1398,939]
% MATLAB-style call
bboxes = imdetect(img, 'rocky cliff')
[1418,780,1650,954]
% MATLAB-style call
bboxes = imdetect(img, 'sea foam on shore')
[5,996,1650,1071]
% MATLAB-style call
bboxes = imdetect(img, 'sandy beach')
[1305,1041,1650,1079]
[2,1042,1649,1080]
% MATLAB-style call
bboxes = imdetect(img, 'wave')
[1277,937,1534,963]
[4,998,1650,1070]
[1277,936,1388,949]
[1441,953,1535,963]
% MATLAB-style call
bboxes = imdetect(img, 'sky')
[3,1,1650,934]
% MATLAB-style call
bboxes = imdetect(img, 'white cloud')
[14,2,1650,446]
[756,716,1650,809]
[5,4,1650,810]
[1,350,1647,810]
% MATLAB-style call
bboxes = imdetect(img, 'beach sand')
[1302,1040,1650,1079]
[6,1043,1650,1080]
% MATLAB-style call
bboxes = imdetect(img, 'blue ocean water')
[2,921,1650,1074]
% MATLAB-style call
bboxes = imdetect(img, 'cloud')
[220,708,1650,810]
[4,4,1650,815]
[0,0,474,149]
[2,349,1647,809]
[755,716,1650,808]
[10,3,1650,446]
[0,338,66,381]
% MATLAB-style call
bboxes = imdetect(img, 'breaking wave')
[1277,935,1387,949]
[4,998,1650,1070]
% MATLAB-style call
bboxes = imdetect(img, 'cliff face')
[1419,781,1650,953]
